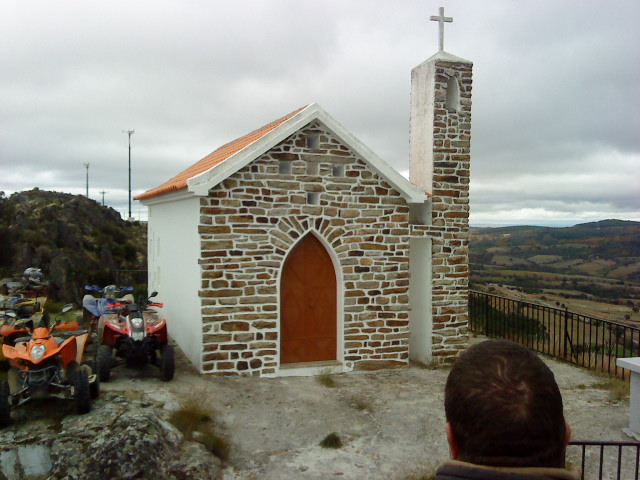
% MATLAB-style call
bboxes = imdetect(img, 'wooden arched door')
[281,233,337,364]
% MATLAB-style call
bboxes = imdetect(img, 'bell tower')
[409,7,473,362]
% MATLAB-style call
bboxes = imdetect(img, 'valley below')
[470,220,640,327]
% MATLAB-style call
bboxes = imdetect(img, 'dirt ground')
[99,336,636,480]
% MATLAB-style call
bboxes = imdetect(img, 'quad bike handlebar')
[108,298,163,312]
[84,285,133,295]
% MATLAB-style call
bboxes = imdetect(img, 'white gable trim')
[187,104,428,204]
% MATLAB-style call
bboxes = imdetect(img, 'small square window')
[306,134,320,149]
[332,164,345,177]
[307,192,320,205]
[279,160,292,174]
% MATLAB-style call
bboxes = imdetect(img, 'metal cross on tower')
[430,6,453,52]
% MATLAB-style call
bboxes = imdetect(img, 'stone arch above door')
[268,215,348,255]
[280,232,337,364]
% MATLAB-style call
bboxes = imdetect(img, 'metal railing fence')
[469,291,640,380]
[568,440,640,480]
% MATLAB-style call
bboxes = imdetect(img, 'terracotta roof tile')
[135,105,308,201]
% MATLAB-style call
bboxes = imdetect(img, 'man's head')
[444,340,569,468]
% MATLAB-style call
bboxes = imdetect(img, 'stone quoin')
[136,11,473,377]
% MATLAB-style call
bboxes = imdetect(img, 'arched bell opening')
[445,75,460,113]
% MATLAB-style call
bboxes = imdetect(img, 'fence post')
[563,307,580,363]
[564,307,569,359]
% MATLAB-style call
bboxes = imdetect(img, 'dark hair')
[445,340,566,468]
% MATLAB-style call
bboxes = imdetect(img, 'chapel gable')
[198,121,415,376]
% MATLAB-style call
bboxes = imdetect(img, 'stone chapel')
[136,11,473,377]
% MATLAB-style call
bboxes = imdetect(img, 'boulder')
[0,392,221,480]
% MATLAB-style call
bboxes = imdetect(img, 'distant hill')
[0,189,147,304]
[469,220,640,302]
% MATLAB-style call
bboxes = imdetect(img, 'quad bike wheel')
[96,344,113,382]
[66,360,78,383]
[0,381,10,427]
[160,344,175,381]
[83,361,100,399]
[73,367,91,414]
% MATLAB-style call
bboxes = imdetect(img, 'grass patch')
[320,432,343,449]
[199,429,230,459]
[316,369,337,388]
[591,378,630,402]
[349,394,373,412]
[169,403,211,438]
[169,391,229,461]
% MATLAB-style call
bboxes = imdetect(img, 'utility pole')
[99,190,108,206]
[123,130,135,220]
[83,163,90,197]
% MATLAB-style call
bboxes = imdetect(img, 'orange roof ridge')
[135,105,309,200]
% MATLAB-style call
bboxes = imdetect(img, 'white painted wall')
[146,195,203,370]
[409,237,432,365]
[409,58,436,194]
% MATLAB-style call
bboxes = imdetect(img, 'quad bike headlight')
[131,317,143,328]
[31,344,46,361]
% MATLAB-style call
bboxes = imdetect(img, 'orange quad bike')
[0,285,44,349]
[0,305,99,427]
[0,309,31,355]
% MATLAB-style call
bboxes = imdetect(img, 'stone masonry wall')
[198,122,415,376]
[421,59,473,363]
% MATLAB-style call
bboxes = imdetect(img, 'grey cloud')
[1,0,638,226]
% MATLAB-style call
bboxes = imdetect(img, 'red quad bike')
[0,305,99,427]
[95,291,174,382]
[82,285,134,335]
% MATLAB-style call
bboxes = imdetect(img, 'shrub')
[169,391,229,461]
[320,432,342,449]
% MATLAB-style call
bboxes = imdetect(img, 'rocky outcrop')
[0,392,221,480]
[0,189,147,304]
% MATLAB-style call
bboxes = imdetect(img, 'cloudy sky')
[2,0,639,226]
